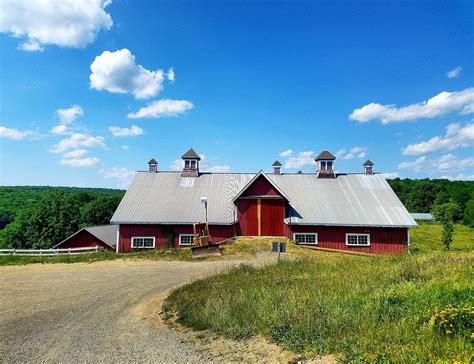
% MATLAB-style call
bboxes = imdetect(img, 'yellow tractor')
[191,222,221,258]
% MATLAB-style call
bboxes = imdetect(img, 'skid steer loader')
[191,222,222,258]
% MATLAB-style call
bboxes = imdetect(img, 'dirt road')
[0,259,244,362]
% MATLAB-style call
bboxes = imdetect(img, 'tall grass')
[164,252,474,361]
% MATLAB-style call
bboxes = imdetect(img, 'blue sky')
[0,0,473,188]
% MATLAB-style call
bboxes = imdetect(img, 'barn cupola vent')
[363,159,374,175]
[148,158,158,173]
[315,150,336,179]
[181,148,201,177]
[272,160,282,175]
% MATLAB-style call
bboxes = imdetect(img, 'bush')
[428,304,474,338]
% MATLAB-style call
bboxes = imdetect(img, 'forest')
[0,178,472,249]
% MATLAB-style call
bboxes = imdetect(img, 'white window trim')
[293,233,318,245]
[131,236,155,249]
[179,234,194,246]
[345,233,371,247]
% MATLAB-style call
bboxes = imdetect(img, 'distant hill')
[0,186,125,227]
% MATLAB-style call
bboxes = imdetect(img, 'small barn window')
[132,236,155,248]
[179,234,194,246]
[293,233,318,245]
[345,233,370,246]
[184,160,190,168]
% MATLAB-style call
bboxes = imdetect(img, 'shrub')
[428,304,474,338]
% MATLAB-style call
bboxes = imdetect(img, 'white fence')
[0,246,105,256]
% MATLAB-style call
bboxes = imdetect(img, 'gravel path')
[0,259,248,363]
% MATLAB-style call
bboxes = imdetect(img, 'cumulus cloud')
[90,49,166,99]
[0,126,39,140]
[51,124,70,135]
[167,68,175,82]
[279,149,293,158]
[56,105,84,125]
[440,173,474,181]
[121,145,130,150]
[284,151,316,169]
[398,156,427,172]
[336,147,367,160]
[60,157,99,167]
[62,149,87,159]
[436,154,474,171]
[402,123,474,155]
[127,99,194,119]
[99,167,135,188]
[109,125,143,137]
[0,0,112,51]
[51,133,106,153]
[381,172,400,179]
[349,88,474,124]
[169,159,183,171]
[447,66,462,79]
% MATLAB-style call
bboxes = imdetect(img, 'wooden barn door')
[237,199,258,236]
[261,199,285,236]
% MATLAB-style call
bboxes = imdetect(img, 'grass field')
[164,225,474,362]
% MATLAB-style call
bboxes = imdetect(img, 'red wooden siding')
[236,199,259,236]
[288,225,408,254]
[261,199,285,236]
[240,175,282,197]
[57,230,114,251]
[117,224,235,253]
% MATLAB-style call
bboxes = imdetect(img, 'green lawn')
[411,223,473,252]
[164,224,474,362]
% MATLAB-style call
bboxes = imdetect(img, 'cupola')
[181,148,201,177]
[315,150,336,178]
[363,159,374,175]
[148,158,157,173]
[272,160,282,175]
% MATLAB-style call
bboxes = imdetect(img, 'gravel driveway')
[0,259,246,363]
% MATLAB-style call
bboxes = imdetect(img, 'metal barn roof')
[111,171,416,227]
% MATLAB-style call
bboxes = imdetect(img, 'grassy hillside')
[164,225,474,362]
[411,222,473,252]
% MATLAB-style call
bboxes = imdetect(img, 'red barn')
[54,225,118,252]
[111,149,416,254]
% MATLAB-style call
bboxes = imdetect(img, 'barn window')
[131,236,155,248]
[293,233,318,245]
[179,234,194,246]
[345,233,370,246]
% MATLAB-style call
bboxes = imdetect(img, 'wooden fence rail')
[0,246,104,256]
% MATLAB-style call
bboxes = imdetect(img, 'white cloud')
[402,123,474,155]
[127,99,194,119]
[440,173,474,181]
[398,156,427,172]
[284,151,316,169]
[51,124,70,135]
[99,167,135,188]
[279,149,293,158]
[109,125,144,137]
[381,172,400,179]
[62,149,87,159]
[436,154,474,171]
[60,157,99,167]
[349,88,474,124]
[336,147,367,160]
[51,133,106,153]
[167,68,175,82]
[56,105,84,125]
[0,0,112,51]
[0,126,39,140]
[169,159,183,171]
[121,145,130,150]
[447,66,462,79]
[90,49,165,99]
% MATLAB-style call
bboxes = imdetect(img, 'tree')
[463,199,474,228]
[80,195,122,227]
[432,202,457,251]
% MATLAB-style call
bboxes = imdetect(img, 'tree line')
[0,190,124,249]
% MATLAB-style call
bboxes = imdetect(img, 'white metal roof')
[111,171,416,228]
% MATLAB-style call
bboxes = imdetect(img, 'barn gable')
[232,171,289,201]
